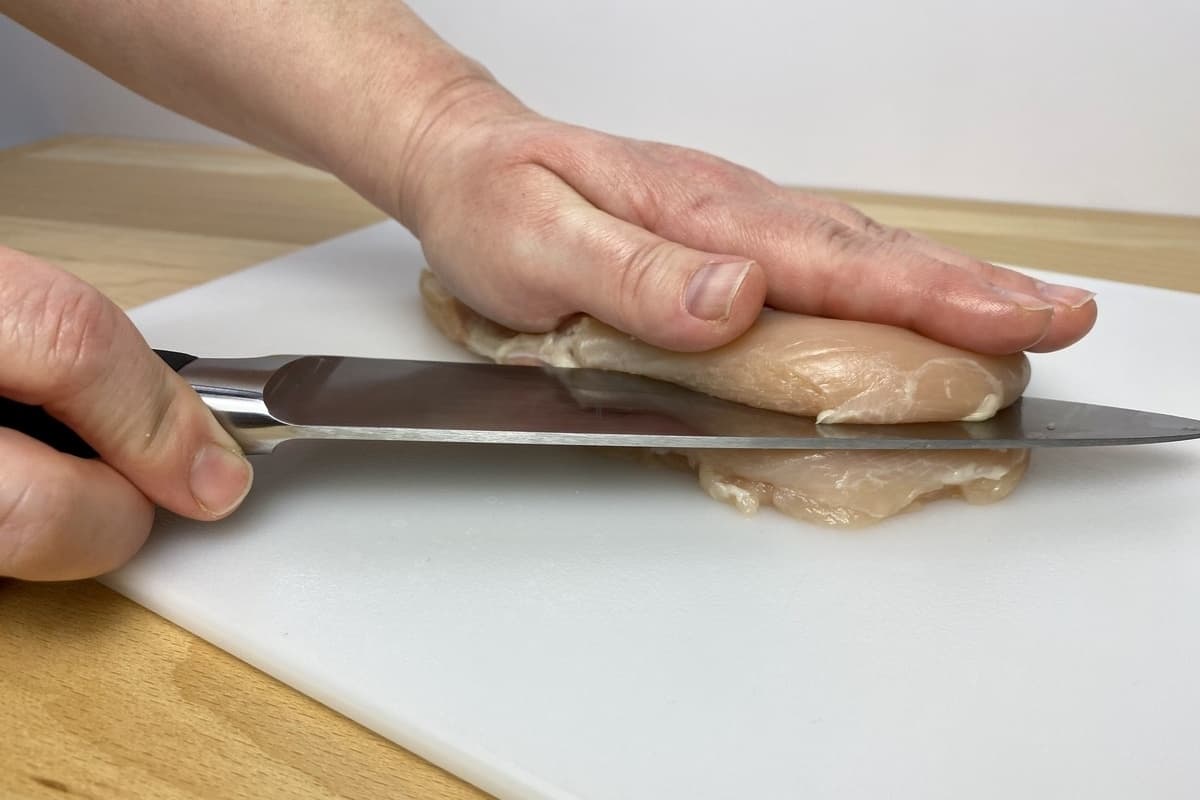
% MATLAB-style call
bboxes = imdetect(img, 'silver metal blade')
[259,356,1200,450]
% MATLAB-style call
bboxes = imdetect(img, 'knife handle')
[0,349,197,459]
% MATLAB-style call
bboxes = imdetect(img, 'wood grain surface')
[1,136,1197,799]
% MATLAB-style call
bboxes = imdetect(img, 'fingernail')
[685,261,752,321]
[1036,281,1096,309]
[994,286,1054,312]
[190,444,253,517]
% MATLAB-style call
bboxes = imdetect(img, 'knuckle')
[616,238,677,325]
[811,216,867,257]
[821,198,881,232]
[799,194,891,239]
[916,260,975,309]
[519,184,585,242]
[880,225,916,246]
[625,144,775,232]
[626,181,673,232]
[114,375,183,462]
[4,270,118,399]
[652,143,767,189]
[973,260,1006,285]
[677,188,727,225]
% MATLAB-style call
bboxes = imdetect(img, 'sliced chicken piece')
[420,272,1029,424]
[653,448,1028,527]
[419,271,1031,526]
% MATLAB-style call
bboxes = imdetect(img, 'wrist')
[326,55,529,229]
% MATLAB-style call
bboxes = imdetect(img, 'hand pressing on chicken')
[394,92,1096,356]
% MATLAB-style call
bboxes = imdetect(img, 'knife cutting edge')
[4,350,1200,459]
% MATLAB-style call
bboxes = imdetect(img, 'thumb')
[551,206,767,351]
[0,247,252,520]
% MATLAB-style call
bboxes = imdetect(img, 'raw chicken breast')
[420,271,1031,527]
[420,273,1028,424]
[656,449,1027,528]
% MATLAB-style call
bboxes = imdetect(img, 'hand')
[0,247,253,580]
[392,88,1096,356]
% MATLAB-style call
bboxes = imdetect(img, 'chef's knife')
[4,350,1199,458]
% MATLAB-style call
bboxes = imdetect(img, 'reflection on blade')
[261,356,1200,449]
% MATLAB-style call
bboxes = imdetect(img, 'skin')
[0,1,1097,579]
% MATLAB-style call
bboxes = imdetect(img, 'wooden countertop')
[1,136,1197,800]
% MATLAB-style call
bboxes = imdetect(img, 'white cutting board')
[106,222,1200,799]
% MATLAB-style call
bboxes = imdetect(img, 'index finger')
[657,198,1092,354]
[806,203,1098,352]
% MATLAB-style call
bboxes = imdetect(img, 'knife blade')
[191,352,1200,454]
[5,350,1199,457]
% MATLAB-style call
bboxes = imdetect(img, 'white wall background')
[0,16,240,149]
[2,2,1197,214]
[0,17,64,148]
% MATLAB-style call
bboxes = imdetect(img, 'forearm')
[2,0,520,217]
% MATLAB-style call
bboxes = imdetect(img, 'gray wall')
[3,2,1197,214]
[0,18,63,148]
[0,15,239,148]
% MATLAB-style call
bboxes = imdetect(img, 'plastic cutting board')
[105,221,1200,799]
